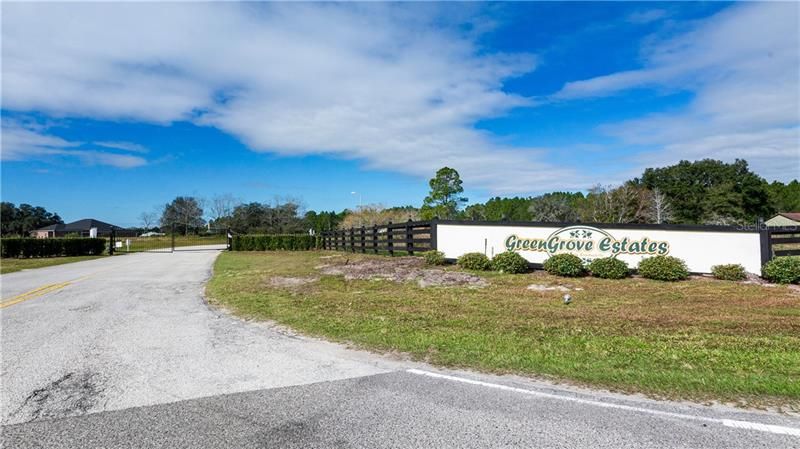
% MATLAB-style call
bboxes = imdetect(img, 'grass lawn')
[0,255,107,274]
[206,251,800,408]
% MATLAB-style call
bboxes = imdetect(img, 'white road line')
[721,419,800,436]
[406,369,800,438]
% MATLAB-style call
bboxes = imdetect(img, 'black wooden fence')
[320,220,434,255]
[765,226,800,259]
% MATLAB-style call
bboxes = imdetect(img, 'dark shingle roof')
[34,219,120,232]
[62,219,118,232]
[36,223,65,231]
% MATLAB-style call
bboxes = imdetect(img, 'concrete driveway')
[2,249,798,448]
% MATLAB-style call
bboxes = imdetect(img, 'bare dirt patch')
[319,256,486,288]
[527,284,584,292]
[268,276,319,288]
[741,272,779,287]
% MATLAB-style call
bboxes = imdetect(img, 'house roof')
[777,212,800,222]
[34,218,121,232]
[62,219,118,232]
[35,223,65,231]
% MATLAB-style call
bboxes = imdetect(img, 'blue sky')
[2,2,798,227]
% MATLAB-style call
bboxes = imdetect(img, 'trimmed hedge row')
[232,234,317,251]
[1,238,107,258]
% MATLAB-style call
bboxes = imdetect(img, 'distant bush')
[0,238,106,258]
[761,257,800,284]
[711,264,746,281]
[232,234,316,251]
[543,254,586,277]
[638,256,689,281]
[491,251,529,274]
[588,257,629,279]
[457,252,492,271]
[422,250,446,266]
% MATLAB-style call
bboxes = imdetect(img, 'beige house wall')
[765,215,800,227]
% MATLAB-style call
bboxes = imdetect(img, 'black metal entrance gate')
[110,225,231,254]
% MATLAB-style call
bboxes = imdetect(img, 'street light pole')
[351,191,362,226]
[351,191,362,210]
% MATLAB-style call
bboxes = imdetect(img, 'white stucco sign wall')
[435,223,763,274]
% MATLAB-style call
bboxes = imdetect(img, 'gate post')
[406,219,413,256]
[387,221,394,257]
[759,225,772,267]
[227,228,233,251]
[430,219,438,251]
[171,223,176,253]
[372,225,378,254]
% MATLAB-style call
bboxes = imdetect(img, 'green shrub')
[457,252,492,271]
[637,255,689,281]
[761,257,800,284]
[231,234,315,251]
[0,238,106,258]
[491,251,529,274]
[422,250,446,266]
[711,264,746,281]
[588,257,629,279]
[543,253,586,277]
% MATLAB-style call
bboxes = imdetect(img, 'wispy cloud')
[554,3,799,180]
[1,2,589,193]
[2,3,795,189]
[1,120,147,168]
[94,141,149,153]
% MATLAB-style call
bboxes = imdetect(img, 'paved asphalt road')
[1,249,798,448]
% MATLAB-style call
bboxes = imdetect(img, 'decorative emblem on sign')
[504,225,669,261]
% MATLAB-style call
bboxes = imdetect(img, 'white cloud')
[94,141,149,153]
[4,3,795,189]
[74,151,147,169]
[555,3,799,181]
[1,121,147,168]
[1,2,589,193]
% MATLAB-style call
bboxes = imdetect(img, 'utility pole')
[351,191,362,226]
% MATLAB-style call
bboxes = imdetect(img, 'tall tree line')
[1,202,63,236]
[128,158,800,237]
[430,159,795,225]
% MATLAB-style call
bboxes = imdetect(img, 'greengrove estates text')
[504,226,670,257]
